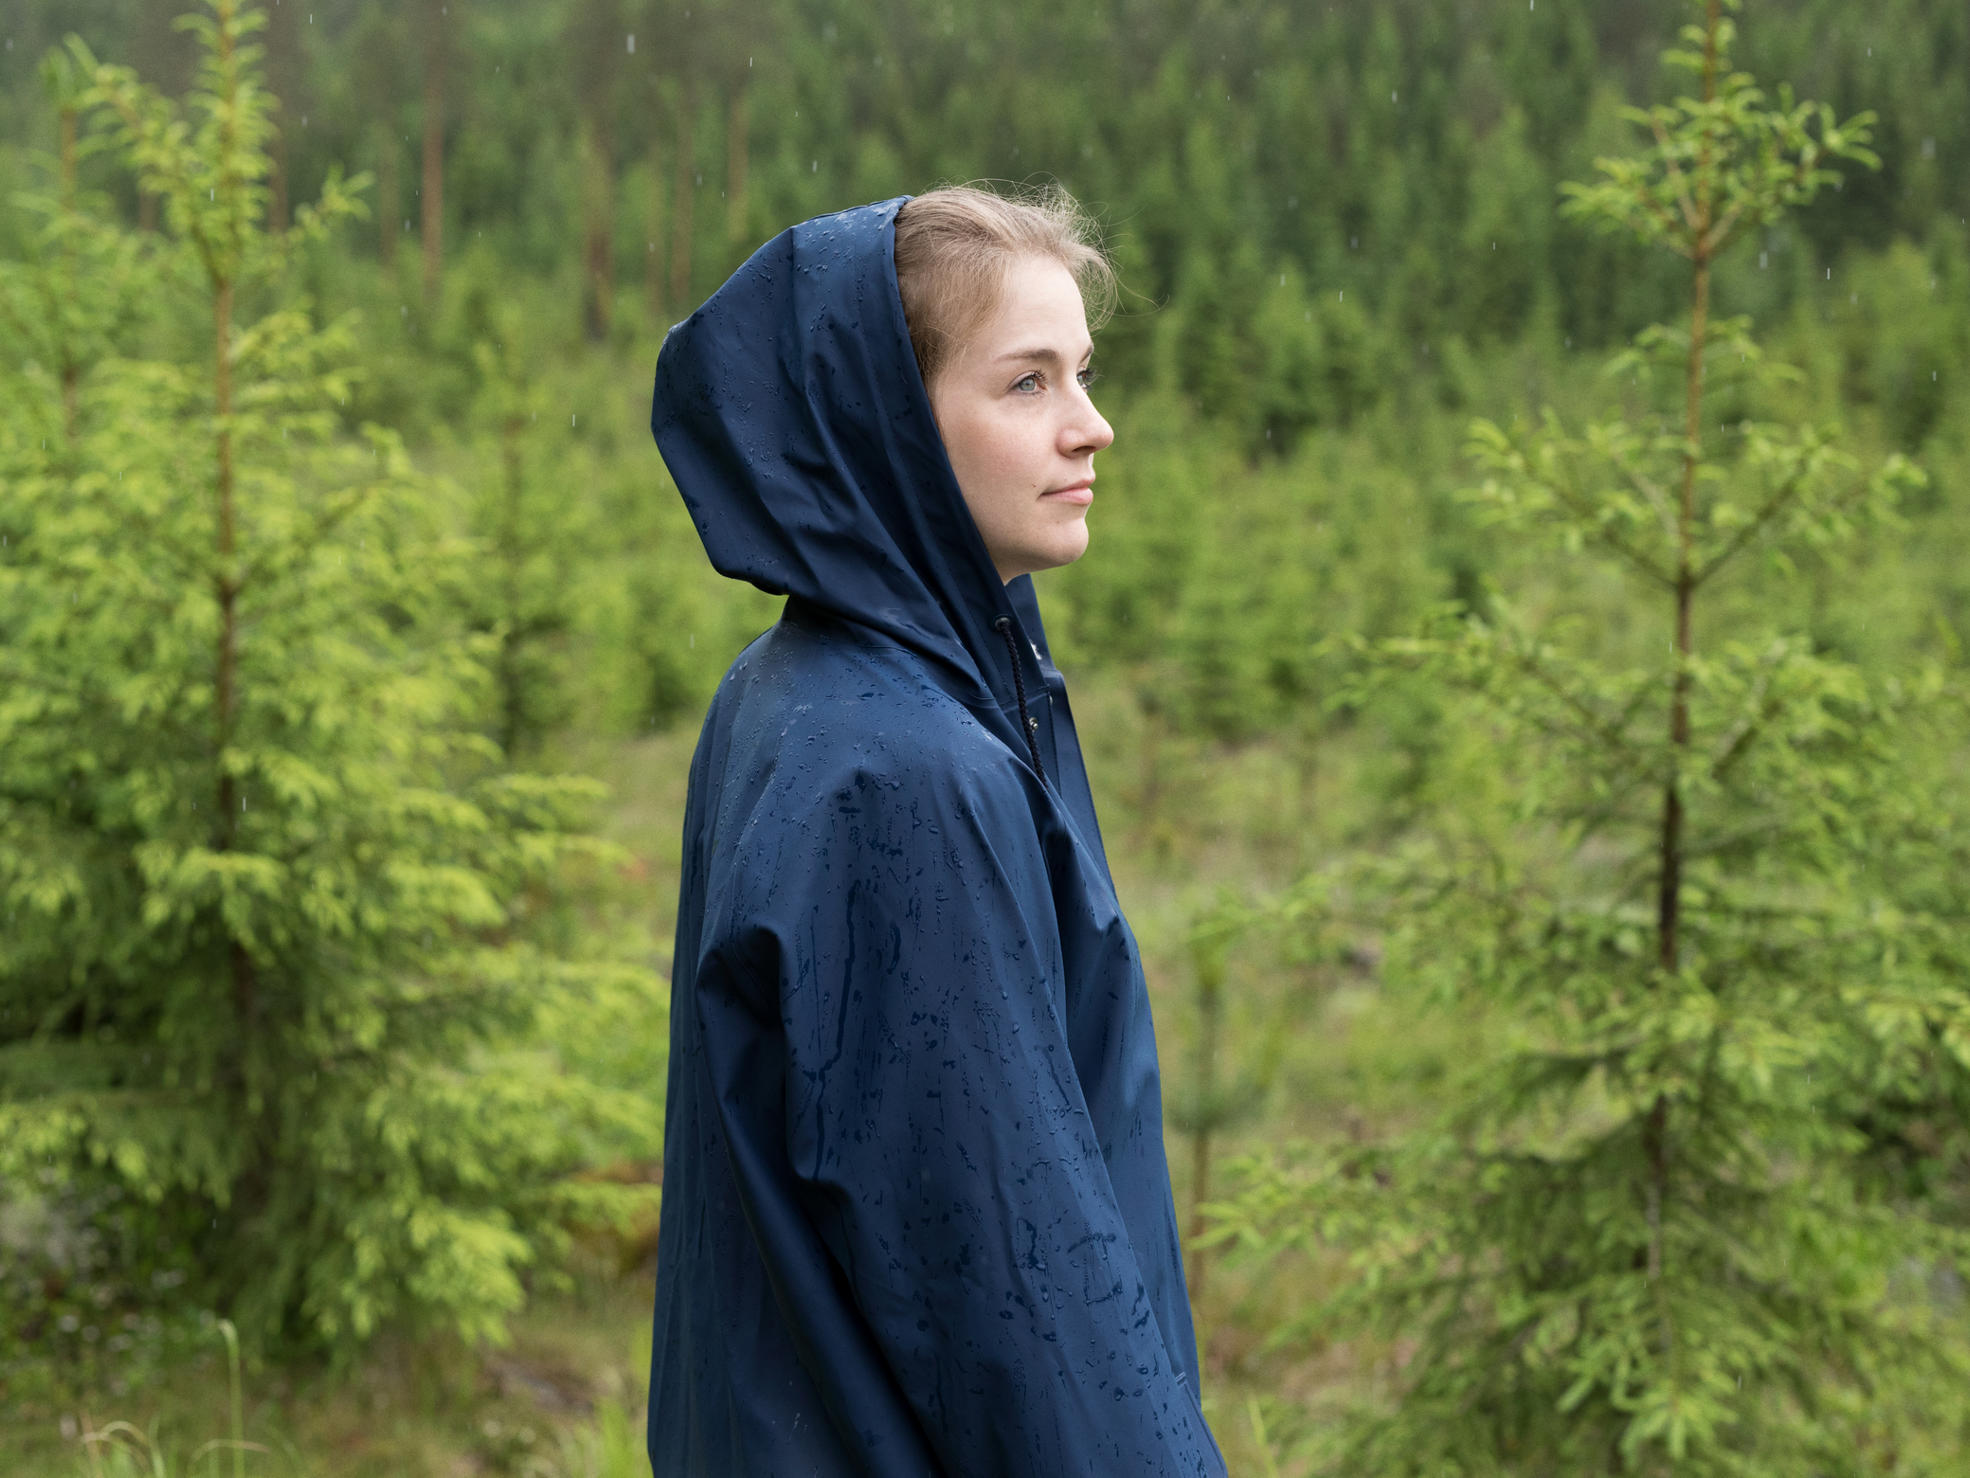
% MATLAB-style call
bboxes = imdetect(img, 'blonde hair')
[893,183,1117,389]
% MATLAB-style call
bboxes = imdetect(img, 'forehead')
[978,256,1091,351]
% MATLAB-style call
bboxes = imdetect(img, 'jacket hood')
[650,195,1054,724]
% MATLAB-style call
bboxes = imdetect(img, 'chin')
[1033,531,1090,574]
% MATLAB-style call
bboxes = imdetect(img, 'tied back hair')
[893,182,1118,390]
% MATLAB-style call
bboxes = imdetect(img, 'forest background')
[2,0,1967,1473]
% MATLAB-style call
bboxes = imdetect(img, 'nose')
[1063,385,1114,456]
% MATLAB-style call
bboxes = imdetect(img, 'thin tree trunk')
[378,126,399,266]
[207,20,258,1052]
[1187,1127,1213,1300]
[58,101,80,442]
[725,76,749,256]
[669,79,696,311]
[645,134,667,321]
[582,120,615,341]
[1644,0,1722,1345]
[1137,681,1164,854]
[498,413,526,757]
[1654,3,1719,991]
[214,280,251,1008]
[1184,939,1226,1304]
[215,278,266,1227]
[213,269,239,850]
[420,0,447,303]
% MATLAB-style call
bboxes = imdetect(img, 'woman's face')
[927,254,1115,586]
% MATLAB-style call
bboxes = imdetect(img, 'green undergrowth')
[7,1264,654,1478]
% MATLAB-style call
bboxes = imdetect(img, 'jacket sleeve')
[703,755,1227,1477]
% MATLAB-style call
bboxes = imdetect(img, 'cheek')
[950,407,1028,490]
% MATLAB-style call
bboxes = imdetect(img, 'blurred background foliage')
[0,0,1966,1472]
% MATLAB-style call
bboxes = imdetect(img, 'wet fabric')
[646,196,1227,1478]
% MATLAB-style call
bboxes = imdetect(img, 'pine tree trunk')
[206,41,257,1048]
[499,414,526,757]
[669,80,696,311]
[58,102,79,443]
[378,125,399,266]
[725,76,749,257]
[1184,939,1226,1304]
[582,120,615,342]
[1137,681,1165,854]
[646,135,667,321]
[420,0,447,303]
[213,298,240,849]
[1645,0,1722,1320]
[1186,1125,1213,1299]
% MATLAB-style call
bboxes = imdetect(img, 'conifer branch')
[1708,655,1790,782]
[1647,111,1702,240]
[1690,468,1811,587]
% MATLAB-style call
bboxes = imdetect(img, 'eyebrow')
[993,345,1095,366]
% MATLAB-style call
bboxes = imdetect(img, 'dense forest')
[2,0,1967,1472]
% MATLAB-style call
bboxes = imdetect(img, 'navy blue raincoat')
[646,197,1227,1478]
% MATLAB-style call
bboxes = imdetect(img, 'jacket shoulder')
[700,624,1049,958]
[725,617,1022,803]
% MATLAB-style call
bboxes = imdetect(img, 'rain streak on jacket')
[646,196,1227,1478]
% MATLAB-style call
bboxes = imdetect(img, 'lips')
[1041,479,1094,505]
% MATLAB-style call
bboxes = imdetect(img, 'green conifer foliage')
[459,304,588,761]
[0,1,661,1362]
[1210,2,1970,1470]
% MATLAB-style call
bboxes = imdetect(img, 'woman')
[646,185,1227,1477]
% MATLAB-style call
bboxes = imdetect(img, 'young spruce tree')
[458,303,589,762]
[0,1,659,1363]
[1212,2,1970,1471]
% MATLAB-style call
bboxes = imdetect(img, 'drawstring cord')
[992,615,1046,785]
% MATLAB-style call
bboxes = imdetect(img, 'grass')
[63,1320,258,1477]
[9,1265,657,1478]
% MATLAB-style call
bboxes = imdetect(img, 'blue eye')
[1011,366,1098,394]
